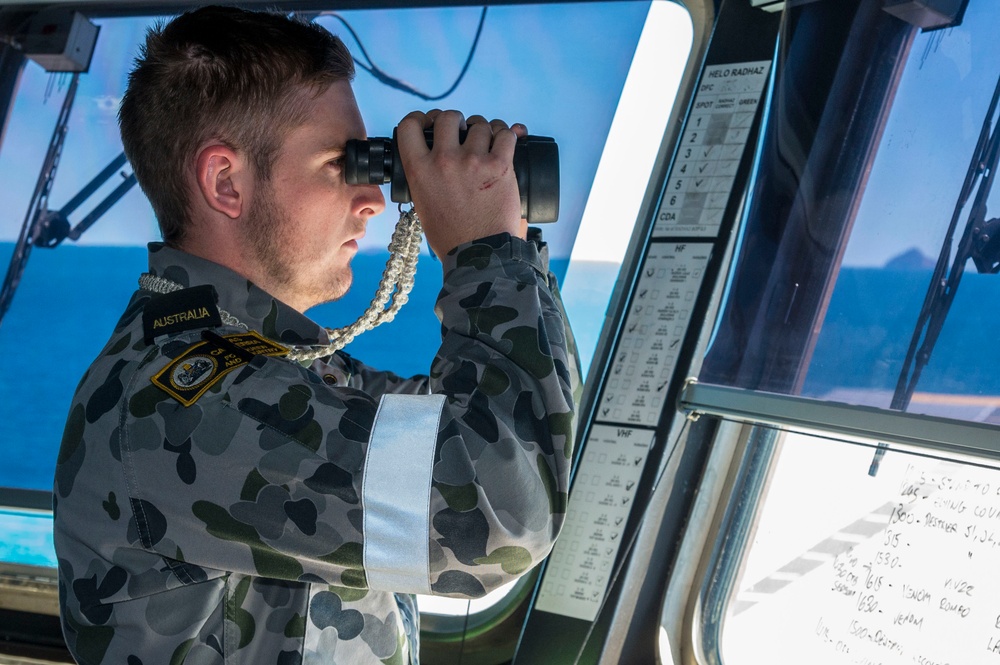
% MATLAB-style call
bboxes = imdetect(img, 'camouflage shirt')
[53,233,579,665]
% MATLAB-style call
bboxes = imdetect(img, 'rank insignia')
[152,330,288,406]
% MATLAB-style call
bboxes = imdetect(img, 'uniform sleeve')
[329,229,577,405]
[419,232,581,597]
[118,233,578,597]
[331,351,432,397]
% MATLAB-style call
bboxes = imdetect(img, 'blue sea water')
[0,509,57,566]
[8,243,1000,567]
[0,243,573,493]
[6,245,1000,497]
[802,268,1000,401]
[0,242,581,566]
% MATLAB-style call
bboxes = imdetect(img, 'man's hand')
[396,110,528,257]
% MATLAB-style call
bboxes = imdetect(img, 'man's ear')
[194,144,247,220]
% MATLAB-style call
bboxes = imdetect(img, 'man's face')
[242,80,385,311]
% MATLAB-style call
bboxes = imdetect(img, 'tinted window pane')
[701,1,1000,425]
[0,3,649,498]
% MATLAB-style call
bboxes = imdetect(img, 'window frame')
[683,407,1000,665]
[0,2,700,663]
[668,0,1000,662]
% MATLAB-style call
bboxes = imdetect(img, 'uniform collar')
[145,242,329,346]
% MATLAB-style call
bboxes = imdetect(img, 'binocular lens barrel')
[345,129,559,224]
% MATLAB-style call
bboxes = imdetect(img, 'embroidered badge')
[142,284,223,344]
[169,355,217,390]
[151,330,288,406]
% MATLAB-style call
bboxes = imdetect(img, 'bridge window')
[685,1,1000,664]
[714,426,1000,665]
[0,1,694,659]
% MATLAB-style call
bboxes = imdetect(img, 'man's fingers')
[487,119,509,135]
[397,111,432,158]
[394,110,527,254]
[399,112,525,156]
[465,120,495,153]
[491,126,518,161]
[431,110,466,150]
[464,117,527,154]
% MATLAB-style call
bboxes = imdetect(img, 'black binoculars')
[344,129,560,224]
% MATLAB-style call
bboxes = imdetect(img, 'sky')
[841,0,1000,268]
[0,2,652,259]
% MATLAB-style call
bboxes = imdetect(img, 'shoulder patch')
[142,285,223,344]
[151,330,288,406]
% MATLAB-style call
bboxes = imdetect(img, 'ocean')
[4,244,1000,567]
[803,267,1000,403]
[0,242,574,567]
[0,243,572,494]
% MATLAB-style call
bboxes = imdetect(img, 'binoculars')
[344,128,560,224]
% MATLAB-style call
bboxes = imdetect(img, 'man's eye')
[327,157,345,170]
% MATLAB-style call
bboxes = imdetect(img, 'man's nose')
[355,183,386,218]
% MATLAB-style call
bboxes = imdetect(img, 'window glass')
[0,505,58,567]
[700,0,1000,425]
[0,3,649,499]
[0,2,664,627]
[694,3,1000,662]
[561,0,694,377]
[720,426,1000,665]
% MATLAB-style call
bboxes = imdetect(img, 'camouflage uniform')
[54,233,579,664]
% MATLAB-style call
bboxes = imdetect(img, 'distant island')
[883,247,936,271]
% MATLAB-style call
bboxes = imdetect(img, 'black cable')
[456,597,472,665]
[321,8,487,101]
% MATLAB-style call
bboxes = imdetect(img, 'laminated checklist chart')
[595,242,712,427]
[520,3,781,644]
[534,424,655,622]
[654,60,771,238]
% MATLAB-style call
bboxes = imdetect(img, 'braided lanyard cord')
[138,206,423,362]
[289,206,423,361]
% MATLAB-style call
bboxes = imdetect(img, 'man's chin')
[308,271,353,310]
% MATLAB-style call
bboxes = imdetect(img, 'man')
[53,6,579,665]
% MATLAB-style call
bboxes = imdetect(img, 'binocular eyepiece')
[344,129,560,224]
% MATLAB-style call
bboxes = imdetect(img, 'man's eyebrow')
[314,143,347,157]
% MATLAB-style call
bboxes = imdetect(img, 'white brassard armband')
[362,393,445,593]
